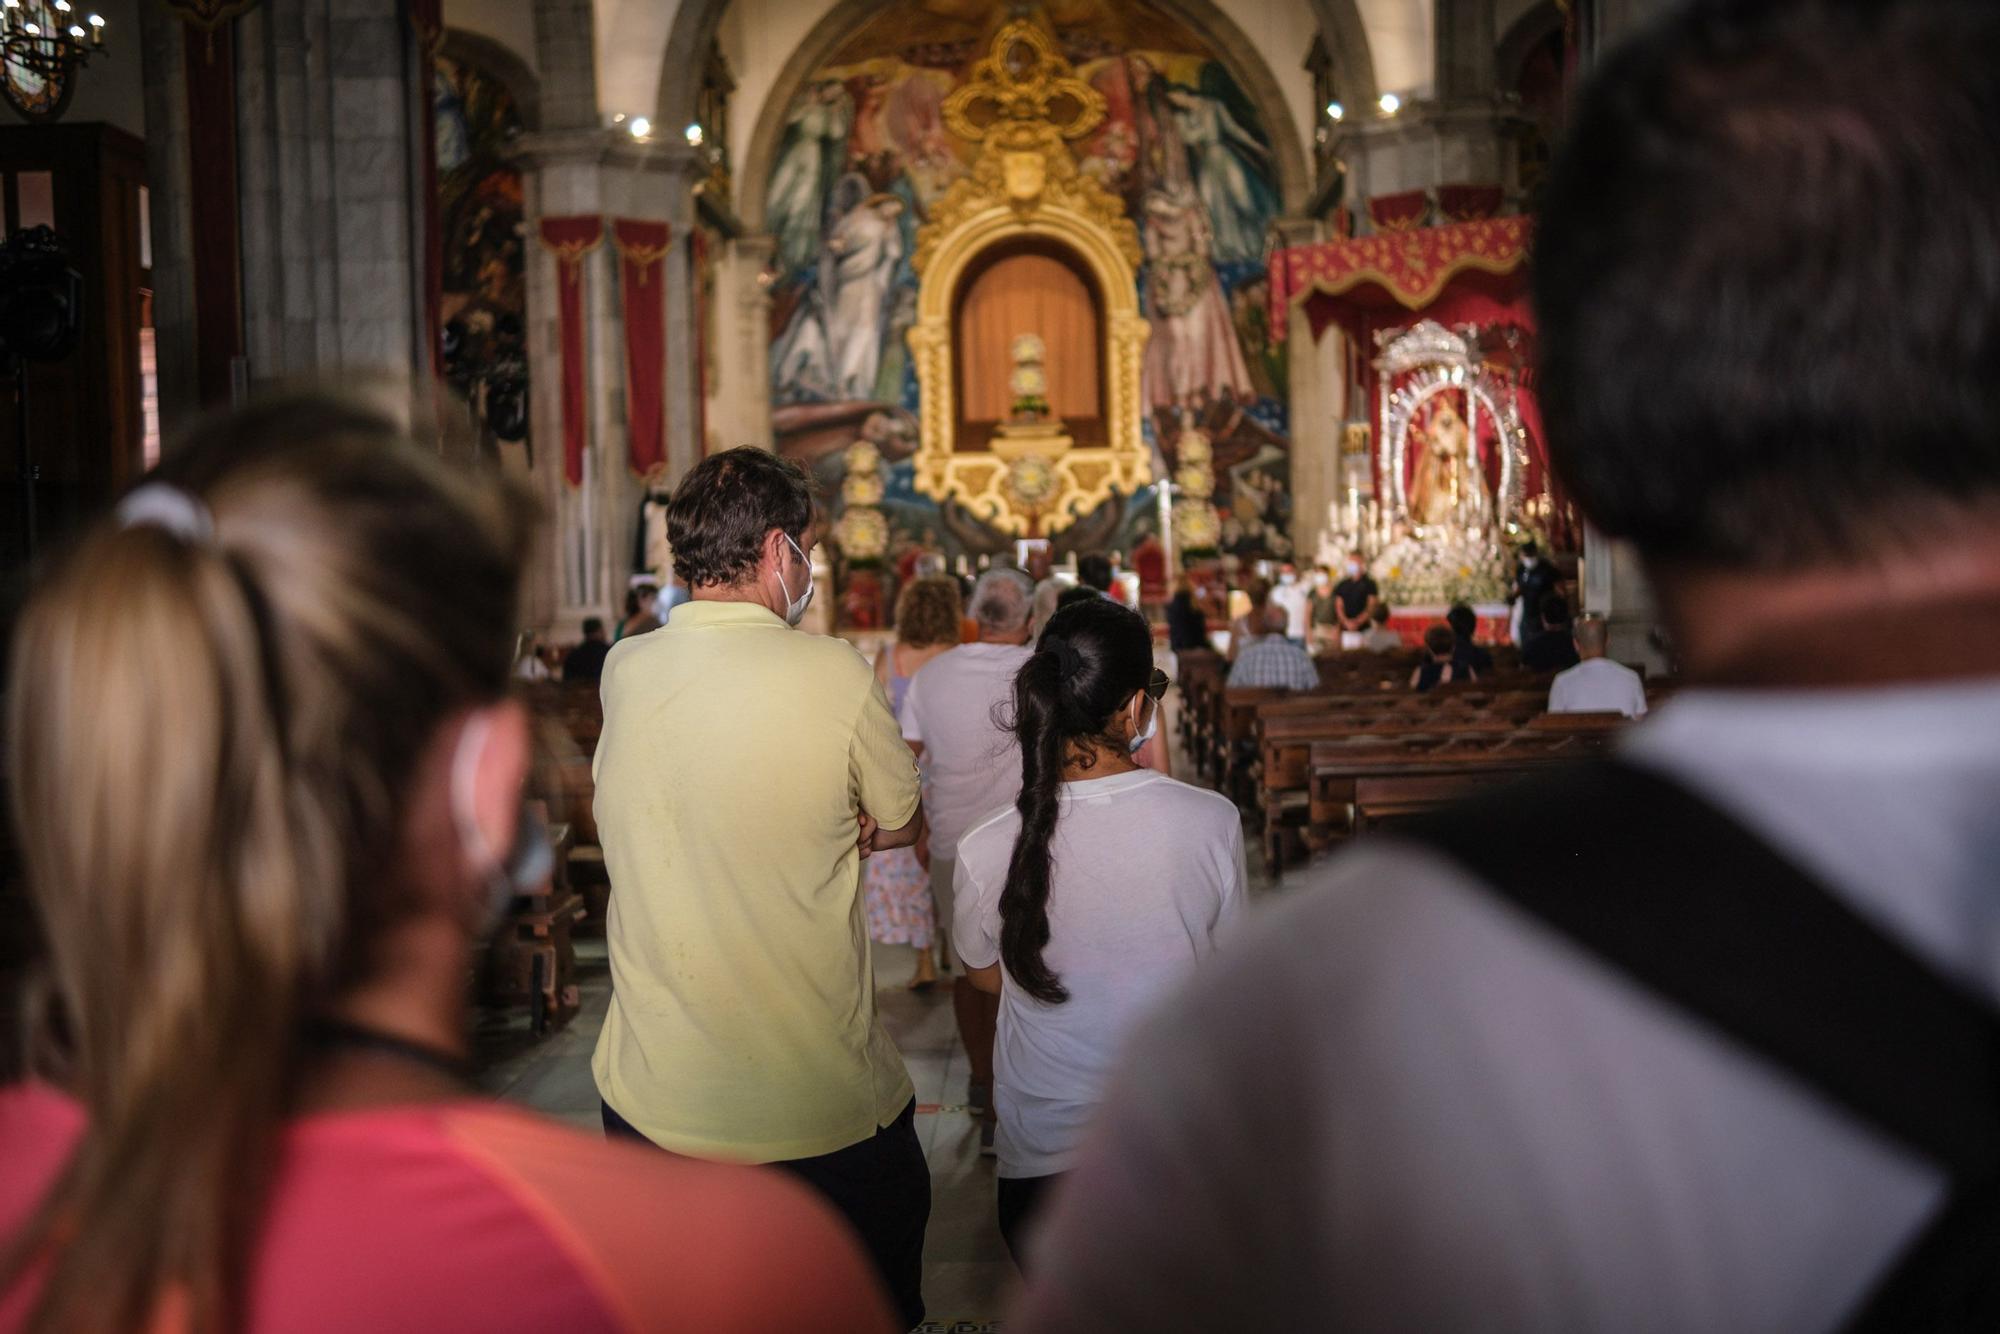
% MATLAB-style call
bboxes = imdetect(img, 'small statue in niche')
[1009,332,1054,424]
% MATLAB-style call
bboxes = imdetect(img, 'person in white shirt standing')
[1268,565,1311,644]
[900,567,1035,1147]
[1548,614,1647,717]
[954,596,1246,1266]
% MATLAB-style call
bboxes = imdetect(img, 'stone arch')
[1497,0,1566,90]
[658,0,1379,227]
[439,28,543,131]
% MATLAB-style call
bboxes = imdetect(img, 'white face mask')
[451,715,554,935]
[775,532,815,628]
[1346,561,1363,578]
[1127,694,1159,755]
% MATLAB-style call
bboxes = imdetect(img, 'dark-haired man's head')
[582,616,606,642]
[1372,604,1392,627]
[1446,602,1477,641]
[1056,584,1101,613]
[666,446,816,622]
[1260,604,1290,637]
[1535,0,2000,667]
[1540,593,1571,630]
[1076,553,1114,592]
[1423,624,1456,661]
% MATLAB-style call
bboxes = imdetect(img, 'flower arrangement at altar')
[834,505,890,563]
[1170,421,1222,560]
[834,439,890,566]
[1371,529,1511,605]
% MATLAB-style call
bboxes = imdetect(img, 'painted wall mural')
[766,0,1290,565]
[435,56,529,451]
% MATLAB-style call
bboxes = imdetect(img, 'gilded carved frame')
[906,20,1152,538]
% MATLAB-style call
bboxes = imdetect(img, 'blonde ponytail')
[2,395,532,1331]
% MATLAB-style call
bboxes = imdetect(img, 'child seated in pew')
[1410,624,1464,693]
[0,395,893,1334]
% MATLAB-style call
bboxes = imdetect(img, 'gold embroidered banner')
[1268,215,1534,342]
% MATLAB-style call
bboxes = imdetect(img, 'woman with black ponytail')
[952,596,1247,1265]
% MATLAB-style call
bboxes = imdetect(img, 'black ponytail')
[1000,595,1153,1004]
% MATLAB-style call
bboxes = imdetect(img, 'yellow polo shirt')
[590,599,922,1162]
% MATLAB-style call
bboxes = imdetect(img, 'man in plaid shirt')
[1226,606,1321,691]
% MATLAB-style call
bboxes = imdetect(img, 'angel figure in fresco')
[824,186,907,401]
[1408,394,1490,529]
[766,81,854,273]
[1140,185,1254,412]
[1166,72,1278,265]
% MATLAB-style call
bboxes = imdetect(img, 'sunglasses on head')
[1144,669,1171,702]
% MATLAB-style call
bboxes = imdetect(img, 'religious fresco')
[766,0,1290,567]
[435,56,529,450]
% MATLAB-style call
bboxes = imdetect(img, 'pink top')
[0,1083,895,1333]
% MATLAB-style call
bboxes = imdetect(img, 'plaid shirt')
[1226,635,1321,691]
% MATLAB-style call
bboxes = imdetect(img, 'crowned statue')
[1408,395,1490,530]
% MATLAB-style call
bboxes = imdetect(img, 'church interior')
[7,0,1992,1328]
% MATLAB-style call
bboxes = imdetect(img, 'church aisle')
[479,938,1018,1331]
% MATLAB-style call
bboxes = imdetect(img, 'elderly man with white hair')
[899,567,1034,1150]
[1548,614,1648,718]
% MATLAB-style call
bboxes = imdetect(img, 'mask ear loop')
[450,713,500,878]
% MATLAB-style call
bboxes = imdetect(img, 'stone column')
[1582,526,1670,674]
[138,4,198,431]
[233,0,429,390]
[1274,216,1345,563]
[517,130,702,634]
[1434,0,1499,102]
[707,234,775,453]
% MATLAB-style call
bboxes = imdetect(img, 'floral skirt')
[864,846,934,948]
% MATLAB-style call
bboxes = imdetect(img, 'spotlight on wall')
[628,115,652,140]
[1378,92,1402,115]
[1325,100,1344,122]
[684,122,703,147]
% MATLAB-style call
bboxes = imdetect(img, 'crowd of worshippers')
[1207,555,1644,715]
[6,1,2000,1327]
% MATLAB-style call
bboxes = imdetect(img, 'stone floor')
[475,674,1257,1331]
[477,935,1020,1330]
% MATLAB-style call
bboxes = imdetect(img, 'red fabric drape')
[613,219,670,478]
[1368,189,1431,232]
[540,216,604,487]
[1266,215,1534,343]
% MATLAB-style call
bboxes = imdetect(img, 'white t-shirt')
[1549,656,1648,717]
[953,769,1247,1178]
[900,641,1034,857]
[1269,581,1311,640]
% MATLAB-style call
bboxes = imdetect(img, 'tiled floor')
[477,936,1020,1328]
[476,672,1253,1330]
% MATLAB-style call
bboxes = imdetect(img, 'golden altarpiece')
[906,18,1152,537]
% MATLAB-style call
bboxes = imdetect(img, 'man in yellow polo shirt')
[591,446,928,1327]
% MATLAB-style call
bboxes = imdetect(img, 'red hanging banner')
[613,219,671,478]
[539,216,604,487]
